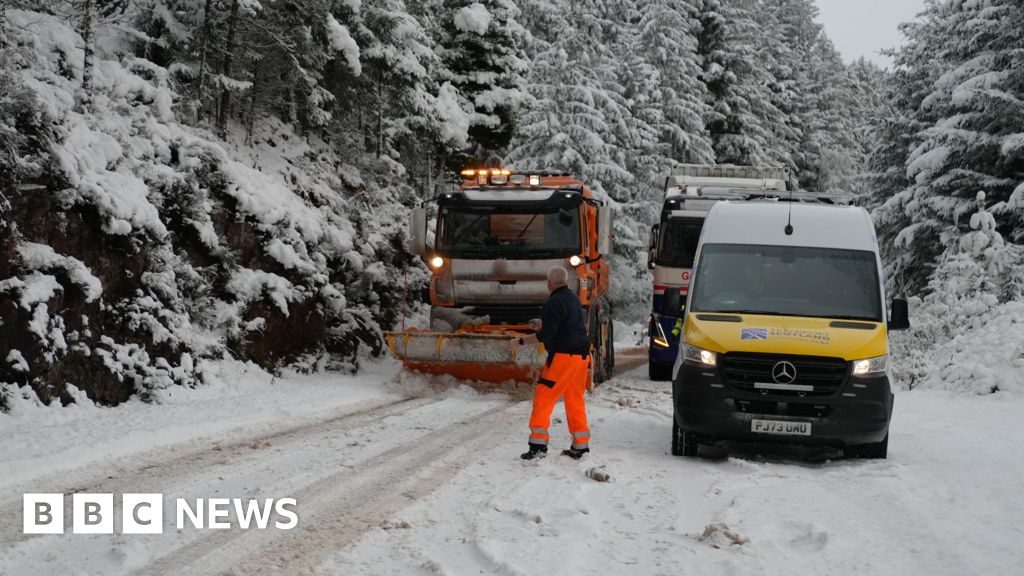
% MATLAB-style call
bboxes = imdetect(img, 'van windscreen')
[689,244,883,322]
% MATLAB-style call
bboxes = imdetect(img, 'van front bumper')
[673,363,893,448]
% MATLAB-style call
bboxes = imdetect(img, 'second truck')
[647,165,847,380]
[388,169,614,386]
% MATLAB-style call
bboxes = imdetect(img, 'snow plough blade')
[385,325,546,384]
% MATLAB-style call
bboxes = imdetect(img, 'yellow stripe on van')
[683,314,888,361]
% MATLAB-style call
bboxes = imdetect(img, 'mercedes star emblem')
[771,361,797,384]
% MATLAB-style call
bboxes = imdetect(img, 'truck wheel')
[604,320,615,377]
[671,415,698,457]
[847,433,888,459]
[649,362,673,382]
[592,322,607,385]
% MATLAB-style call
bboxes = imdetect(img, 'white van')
[661,201,909,458]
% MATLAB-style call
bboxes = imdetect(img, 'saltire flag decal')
[741,328,769,340]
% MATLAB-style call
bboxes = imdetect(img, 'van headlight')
[851,355,888,377]
[683,344,717,367]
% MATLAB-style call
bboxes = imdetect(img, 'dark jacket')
[536,286,590,358]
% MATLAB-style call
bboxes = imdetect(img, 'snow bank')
[889,197,1024,395]
[892,299,1024,395]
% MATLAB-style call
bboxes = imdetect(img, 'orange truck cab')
[395,169,616,384]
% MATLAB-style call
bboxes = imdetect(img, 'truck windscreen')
[436,205,581,258]
[656,216,704,268]
[689,244,883,322]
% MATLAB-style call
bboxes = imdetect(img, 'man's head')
[547,267,568,293]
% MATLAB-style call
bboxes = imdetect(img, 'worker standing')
[507,267,592,460]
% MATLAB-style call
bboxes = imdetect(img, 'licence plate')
[751,419,811,436]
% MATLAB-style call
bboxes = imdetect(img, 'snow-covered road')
[1,351,1022,575]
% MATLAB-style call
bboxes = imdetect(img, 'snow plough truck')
[387,169,614,386]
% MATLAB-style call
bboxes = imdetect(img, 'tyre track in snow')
[0,395,433,550]
[139,402,522,576]
[1,350,640,574]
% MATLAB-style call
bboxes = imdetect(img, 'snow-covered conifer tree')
[438,0,529,163]
[696,0,776,166]
[634,0,714,166]
[874,0,1024,295]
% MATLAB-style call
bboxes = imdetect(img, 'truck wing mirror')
[661,287,683,318]
[648,224,659,269]
[889,298,910,331]
[410,207,427,257]
[598,206,612,256]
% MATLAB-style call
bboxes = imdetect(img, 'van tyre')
[848,433,888,459]
[671,415,698,457]
[649,362,673,382]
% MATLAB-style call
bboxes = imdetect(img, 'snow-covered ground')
[1,351,1022,575]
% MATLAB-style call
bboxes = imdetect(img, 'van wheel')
[848,433,888,459]
[671,416,698,457]
[649,362,673,382]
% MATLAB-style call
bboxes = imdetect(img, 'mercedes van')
[662,201,909,459]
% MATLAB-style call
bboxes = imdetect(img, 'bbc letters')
[23,494,298,534]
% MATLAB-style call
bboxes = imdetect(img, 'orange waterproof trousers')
[528,353,590,450]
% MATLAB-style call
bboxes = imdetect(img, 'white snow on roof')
[454,2,492,35]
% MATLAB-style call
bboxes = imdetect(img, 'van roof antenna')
[784,182,794,236]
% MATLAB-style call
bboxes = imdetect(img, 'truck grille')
[721,353,848,397]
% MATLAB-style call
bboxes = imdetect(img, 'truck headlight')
[569,255,582,267]
[683,344,717,367]
[851,355,888,377]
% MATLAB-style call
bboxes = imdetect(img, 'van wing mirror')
[889,298,910,331]
[660,287,683,318]
[410,207,427,257]
[598,206,612,256]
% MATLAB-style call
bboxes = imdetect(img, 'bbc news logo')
[23,494,298,534]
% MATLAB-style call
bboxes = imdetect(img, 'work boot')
[520,443,548,460]
[561,447,590,460]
